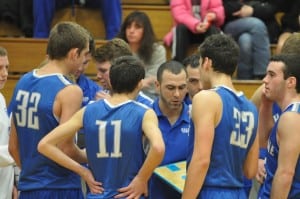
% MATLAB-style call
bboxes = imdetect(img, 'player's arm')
[257,92,274,149]
[251,84,274,148]
[8,119,21,168]
[251,84,273,183]
[115,108,165,199]
[182,90,220,199]
[55,84,86,163]
[270,112,300,198]
[243,126,259,179]
[250,84,263,109]
[38,108,103,194]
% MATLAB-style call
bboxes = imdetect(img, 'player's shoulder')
[193,89,221,105]
[58,84,83,101]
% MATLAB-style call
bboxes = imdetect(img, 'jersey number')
[15,90,41,130]
[96,120,122,158]
[230,107,255,149]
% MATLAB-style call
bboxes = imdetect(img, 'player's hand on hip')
[115,176,148,199]
[82,168,104,194]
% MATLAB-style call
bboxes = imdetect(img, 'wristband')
[259,148,267,159]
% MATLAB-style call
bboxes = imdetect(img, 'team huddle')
[1,21,300,199]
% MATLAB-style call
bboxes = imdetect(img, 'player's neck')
[129,43,140,54]
[278,92,300,111]
[37,60,69,75]
[109,92,137,105]
[210,73,235,92]
[159,101,182,125]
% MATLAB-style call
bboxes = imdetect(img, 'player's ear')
[68,48,79,61]
[154,79,160,93]
[202,57,212,71]
[287,76,297,90]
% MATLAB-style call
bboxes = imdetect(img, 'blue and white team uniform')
[77,74,102,107]
[82,99,149,199]
[9,70,83,199]
[259,102,300,199]
[76,74,103,148]
[184,94,192,116]
[258,103,281,161]
[183,94,192,106]
[136,91,154,108]
[187,86,258,199]
[149,99,190,199]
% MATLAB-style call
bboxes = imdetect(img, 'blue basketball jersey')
[77,74,102,107]
[136,91,154,108]
[188,86,258,195]
[272,103,281,122]
[9,70,81,191]
[82,99,148,198]
[259,102,300,199]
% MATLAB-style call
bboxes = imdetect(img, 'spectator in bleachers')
[243,0,281,44]
[164,0,224,62]
[117,11,166,100]
[222,0,271,80]
[33,0,121,39]
[0,0,33,37]
[275,0,300,54]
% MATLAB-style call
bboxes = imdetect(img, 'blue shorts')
[87,192,146,199]
[198,187,247,199]
[19,188,84,199]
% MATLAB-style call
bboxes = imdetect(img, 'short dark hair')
[110,56,145,93]
[182,54,201,68]
[270,53,300,92]
[47,21,90,60]
[198,34,239,76]
[157,60,187,83]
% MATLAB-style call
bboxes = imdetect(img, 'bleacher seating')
[0,2,173,40]
[0,1,266,104]
[1,36,262,104]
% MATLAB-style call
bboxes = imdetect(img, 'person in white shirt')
[0,46,15,199]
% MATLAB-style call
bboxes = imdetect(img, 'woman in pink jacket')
[164,0,225,62]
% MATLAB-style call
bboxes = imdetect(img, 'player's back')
[10,70,81,190]
[204,86,258,188]
[83,99,148,198]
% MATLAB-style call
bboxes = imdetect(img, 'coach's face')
[157,69,187,111]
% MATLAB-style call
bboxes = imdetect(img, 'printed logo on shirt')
[181,127,190,135]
